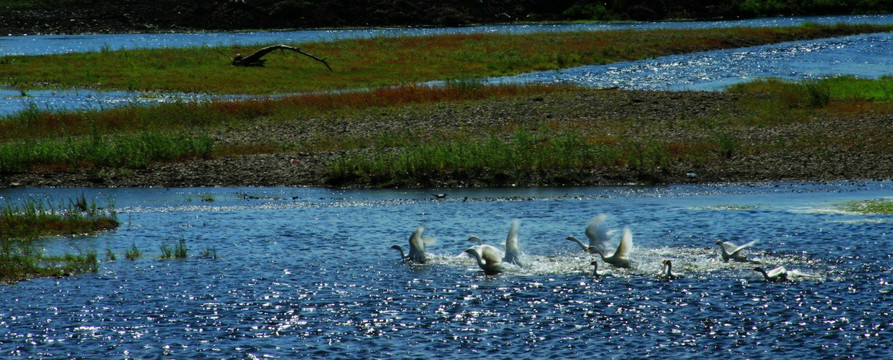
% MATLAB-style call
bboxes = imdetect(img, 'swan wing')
[767,266,786,278]
[584,214,610,255]
[503,219,523,265]
[613,227,633,259]
[408,227,426,262]
[719,241,739,255]
[729,239,758,255]
[422,236,437,247]
[480,246,503,265]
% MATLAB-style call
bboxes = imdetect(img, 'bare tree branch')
[231,44,332,71]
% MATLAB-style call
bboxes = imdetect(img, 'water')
[2,181,892,358]
[3,14,892,57]
[493,32,893,91]
[2,15,893,115]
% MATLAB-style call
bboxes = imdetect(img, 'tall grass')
[326,129,697,186]
[0,131,214,172]
[0,194,118,239]
[1,195,116,283]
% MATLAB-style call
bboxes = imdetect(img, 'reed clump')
[0,195,117,283]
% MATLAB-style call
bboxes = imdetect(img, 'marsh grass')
[729,76,893,107]
[326,128,699,186]
[160,238,188,259]
[0,83,567,171]
[0,195,116,283]
[0,131,214,172]
[125,243,142,260]
[843,198,893,214]
[2,24,888,94]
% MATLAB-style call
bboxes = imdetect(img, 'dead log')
[231,44,332,71]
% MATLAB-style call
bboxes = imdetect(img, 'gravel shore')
[4,88,891,188]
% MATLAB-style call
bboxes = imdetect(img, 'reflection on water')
[494,32,893,90]
[1,181,892,358]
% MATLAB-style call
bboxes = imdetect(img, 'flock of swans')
[391,214,792,282]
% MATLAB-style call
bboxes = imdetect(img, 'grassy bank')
[1,24,890,94]
[324,76,893,186]
[1,195,118,283]
[1,75,892,185]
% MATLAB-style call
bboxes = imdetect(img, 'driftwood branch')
[231,44,332,71]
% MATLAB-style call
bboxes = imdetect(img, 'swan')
[660,259,679,280]
[466,236,505,259]
[753,266,788,282]
[597,227,635,269]
[464,247,508,275]
[390,244,409,261]
[391,226,436,263]
[590,260,602,278]
[715,239,759,263]
[566,214,610,255]
[502,219,525,267]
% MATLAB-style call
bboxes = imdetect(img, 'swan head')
[753,267,764,272]
[467,236,482,244]
[662,259,671,266]
[390,245,402,250]
[714,240,724,245]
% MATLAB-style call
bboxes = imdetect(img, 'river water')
[1,14,893,115]
[1,181,892,358]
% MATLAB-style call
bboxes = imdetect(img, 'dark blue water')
[2,182,892,359]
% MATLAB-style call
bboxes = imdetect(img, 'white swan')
[391,226,436,264]
[715,239,759,263]
[753,266,788,282]
[466,236,505,260]
[502,219,525,267]
[598,227,634,268]
[660,259,679,280]
[464,246,509,275]
[566,214,610,255]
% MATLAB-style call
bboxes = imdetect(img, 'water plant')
[125,242,142,260]
[160,238,188,259]
[0,195,116,283]
[842,198,893,214]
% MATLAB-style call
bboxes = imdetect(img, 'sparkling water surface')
[1,181,892,358]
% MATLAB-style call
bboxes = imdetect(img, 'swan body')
[715,239,759,263]
[566,214,610,255]
[599,227,634,268]
[590,260,602,278]
[754,266,788,282]
[661,259,679,280]
[502,219,525,267]
[467,236,505,260]
[464,247,508,275]
[399,226,436,264]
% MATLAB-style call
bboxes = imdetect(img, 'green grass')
[160,238,188,259]
[0,131,214,172]
[728,76,893,105]
[842,198,893,214]
[1,195,117,283]
[1,24,889,94]
[326,128,716,186]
